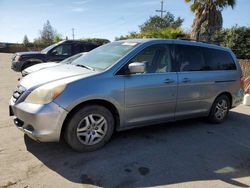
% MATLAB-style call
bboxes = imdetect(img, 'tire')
[208,95,230,123]
[64,105,115,152]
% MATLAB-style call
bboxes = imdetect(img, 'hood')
[20,64,96,90]
[16,51,42,56]
[24,62,59,74]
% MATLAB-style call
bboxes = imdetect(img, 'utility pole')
[156,0,166,19]
[72,28,75,40]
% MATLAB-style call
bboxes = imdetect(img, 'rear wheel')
[208,95,230,123]
[64,105,114,152]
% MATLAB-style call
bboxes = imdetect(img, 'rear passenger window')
[82,44,97,52]
[176,45,206,72]
[74,43,97,53]
[204,48,236,70]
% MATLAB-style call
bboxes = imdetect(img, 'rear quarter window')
[204,48,236,70]
[73,43,97,54]
[82,44,98,52]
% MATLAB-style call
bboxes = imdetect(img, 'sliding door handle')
[164,78,175,84]
[182,78,191,83]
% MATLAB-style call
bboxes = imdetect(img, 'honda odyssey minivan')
[9,39,244,152]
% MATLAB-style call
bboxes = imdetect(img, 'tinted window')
[51,44,72,56]
[41,43,57,53]
[204,48,236,70]
[73,43,82,54]
[176,45,206,72]
[128,44,173,74]
[84,44,98,52]
[73,43,98,53]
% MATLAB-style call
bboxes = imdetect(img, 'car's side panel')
[53,73,126,129]
[175,71,240,119]
[172,42,242,120]
[124,73,177,126]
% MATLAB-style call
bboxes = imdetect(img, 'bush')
[116,27,186,40]
[141,27,185,39]
[80,38,110,45]
[211,26,250,59]
[239,59,250,79]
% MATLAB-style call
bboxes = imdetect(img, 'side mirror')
[128,62,145,74]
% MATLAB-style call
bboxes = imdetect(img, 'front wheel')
[21,61,38,71]
[64,105,115,152]
[208,95,230,123]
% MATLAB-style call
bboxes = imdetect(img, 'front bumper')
[11,61,24,72]
[10,98,68,142]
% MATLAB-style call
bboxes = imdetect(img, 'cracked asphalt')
[1,53,250,188]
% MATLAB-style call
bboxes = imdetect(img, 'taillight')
[244,76,250,94]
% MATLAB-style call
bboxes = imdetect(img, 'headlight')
[25,83,66,104]
[13,55,21,62]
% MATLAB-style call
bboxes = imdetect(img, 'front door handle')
[164,78,175,84]
[182,78,191,83]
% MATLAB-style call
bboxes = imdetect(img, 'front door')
[122,44,178,126]
[48,44,72,62]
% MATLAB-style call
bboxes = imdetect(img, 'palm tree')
[185,0,236,41]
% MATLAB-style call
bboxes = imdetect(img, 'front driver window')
[129,44,172,74]
[51,44,72,56]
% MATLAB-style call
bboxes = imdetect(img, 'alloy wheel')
[76,114,108,145]
[214,99,228,120]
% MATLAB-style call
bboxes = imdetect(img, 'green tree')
[38,20,58,45]
[211,26,250,59]
[22,35,30,47]
[185,0,236,41]
[115,32,142,40]
[116,28,185,40]
[116,11,185,40]
[53,34,62,43]
[142,28,185,39]
[81,38,110,45]
[140,12,184,32]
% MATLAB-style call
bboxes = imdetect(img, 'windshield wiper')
[75,64,94,71]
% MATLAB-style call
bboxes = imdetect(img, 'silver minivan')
[9,39,244,152]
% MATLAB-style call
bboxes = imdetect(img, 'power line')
[156,0,166,19]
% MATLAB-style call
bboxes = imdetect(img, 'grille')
[12,85,26,103]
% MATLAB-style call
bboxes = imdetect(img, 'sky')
[0,0,249,43]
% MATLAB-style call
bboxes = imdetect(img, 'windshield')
[60,53,86,64]
[41,43,57,54]
[71,42,139,70]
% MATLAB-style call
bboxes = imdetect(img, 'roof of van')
[118,38,231,52]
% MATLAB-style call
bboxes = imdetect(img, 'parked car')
[11,40,100,72]
[9,39,244,152]
[21,52,87,77]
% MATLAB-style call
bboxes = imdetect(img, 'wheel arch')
[217,92,233,108]
[60,99,120,140]
[211,92,233,111]
[21,59,43,70]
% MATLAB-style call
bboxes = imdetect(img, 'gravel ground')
[1,53,250,188]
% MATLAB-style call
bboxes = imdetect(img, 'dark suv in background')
[11,40,100,72]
